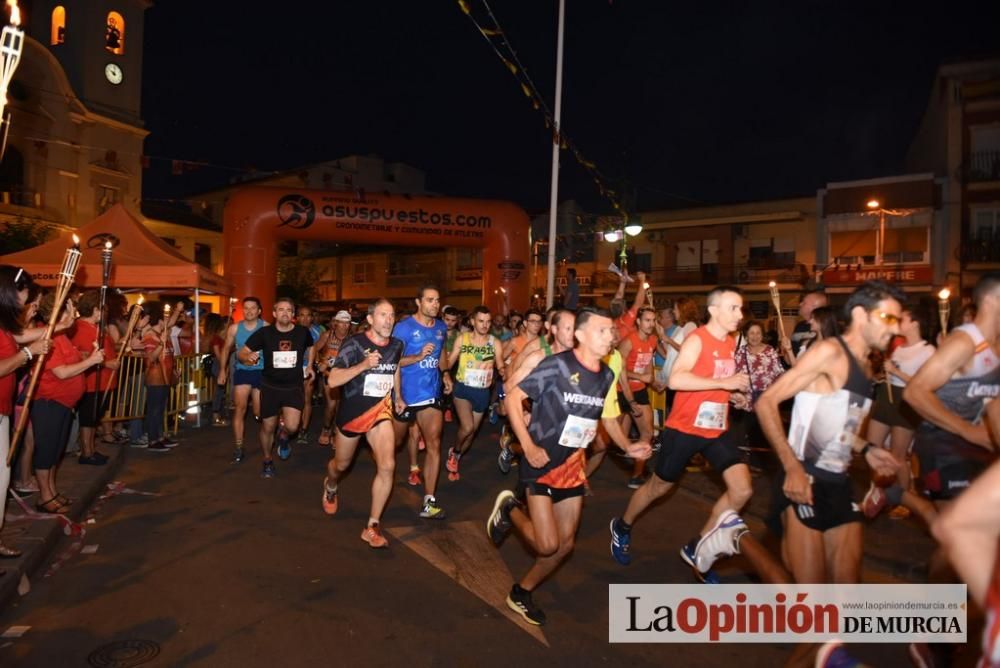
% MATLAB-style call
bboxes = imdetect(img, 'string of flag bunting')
[456,0,631,229]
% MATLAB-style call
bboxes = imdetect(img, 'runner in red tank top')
[610,286,752,583]
[617,307,658,487]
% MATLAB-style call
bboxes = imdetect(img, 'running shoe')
[816,640,868,668]
[318,428,331,446]
[609,517,632,566]
[497,443,514,475]
[212,416,230,427]
[277,428,291,461]
[420,497,446,520]
[693,510,748,573]
[448,471,460,482]
[446,448,460,474]
[297,431,309,445]
[261,460,276,479]
[78,454,108,466]
[488,402,498,425]
[506,585,546,626]
[679,539,721,584]
[627,476,645,489]
[888,505,911,520]
[486,490,517,546]
[129,435,149,449]
[321,478,338,515]
[232,446,245,463]
[861,482,887,519]
[407,467,422,486]
[361,523,389,548]
[162,434,179,447]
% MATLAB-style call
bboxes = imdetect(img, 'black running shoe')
[486,490,517,546]
[506,585,546,626]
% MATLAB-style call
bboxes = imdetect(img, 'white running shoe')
[694,509,748,573]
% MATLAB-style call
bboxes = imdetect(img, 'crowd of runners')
[3,263,1000,667]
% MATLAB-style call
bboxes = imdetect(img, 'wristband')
[860,442,872,456]
[21,346,31,363]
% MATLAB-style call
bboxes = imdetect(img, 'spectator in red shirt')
[609,271,648,341]
[0,267,52,556]
[142,308,175,452]
[69,290,119,465]
[32,293,103,514]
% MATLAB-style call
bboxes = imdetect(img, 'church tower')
[24,0,147,127]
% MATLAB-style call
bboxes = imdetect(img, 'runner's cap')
[334,310,352,322]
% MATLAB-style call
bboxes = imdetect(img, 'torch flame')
[938,288,951,301]
[768,281,777,288]
[138,294,145,305]
[105,240,113,250]
[643,282,650,290]
[6,0,20,27]
[72,233,80,244]
[499,287,506,294]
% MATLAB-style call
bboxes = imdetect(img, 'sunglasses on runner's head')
[871,311,900,325]
[13,267,27,290]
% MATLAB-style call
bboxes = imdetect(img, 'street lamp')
[0,0,24,161]
[866,199,886,266]
[624,221,643,237]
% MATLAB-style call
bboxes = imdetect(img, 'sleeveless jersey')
[517,349,613,488]
[394,315,448,405]
[539,337,553,357]
[915,322,1000,463]
[624,330,657,392]
[304,323,323,368]
[665,326,737,438]
[235,319,265,371]
[320,331,348,370]
[787,337,874,476]
[333,332,404,433]
[455,332,497,389]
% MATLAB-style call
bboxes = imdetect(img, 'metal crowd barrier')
[103,353,225,434]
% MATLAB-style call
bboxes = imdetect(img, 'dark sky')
[141,1,1000,215]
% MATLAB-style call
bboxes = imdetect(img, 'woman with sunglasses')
[0,266,53,556]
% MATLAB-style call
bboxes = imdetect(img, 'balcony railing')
[590,263,810,290]
[962,239,1000,264]
[0,187,41,208]
[965,150,1000,183]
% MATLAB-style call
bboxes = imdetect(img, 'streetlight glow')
[867,199,880,209]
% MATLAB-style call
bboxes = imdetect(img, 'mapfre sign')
[822,265,933,285]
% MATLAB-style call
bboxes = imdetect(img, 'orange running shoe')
[318,429,331,446]
[321,478,338,515]
[446,448,460,474]
[361,523,388,548]
[448,471,460,482]
[407,467,421,486]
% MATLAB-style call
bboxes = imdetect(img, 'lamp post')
[544,0,566,309]
[0,0,24,161]
[867,199,885,266]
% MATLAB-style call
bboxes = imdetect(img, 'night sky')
[141,1,1000,216]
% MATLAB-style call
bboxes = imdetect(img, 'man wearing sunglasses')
[751,281,903,593]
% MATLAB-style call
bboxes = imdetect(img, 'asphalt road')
[0,415,972,667]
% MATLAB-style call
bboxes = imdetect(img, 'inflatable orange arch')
[223,187,532,315]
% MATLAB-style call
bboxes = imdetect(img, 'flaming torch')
[93,240,114,422]
[938,288,951,337]
[643,281,654,310]
[768,281,786,341]
[0,1,24,161]
[9,234,83,463]
[105,295,143,394]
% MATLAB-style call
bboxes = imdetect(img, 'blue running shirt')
[234,320,265,371]
[394,315,448,406]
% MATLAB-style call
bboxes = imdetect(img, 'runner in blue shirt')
[394,284,453,519]
[217,296,267,463]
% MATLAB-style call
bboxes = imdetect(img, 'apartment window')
[456,248,482,270]
[51,6,66,45]
[748,238,796,267]
[105,11,124,54]
[882,227,929,264]
[194,243,211,268]
[388,254,423,276]
[95,185,118,214]
[352,261,375,285]
[830,230,876,265]
[973,209,1000,241]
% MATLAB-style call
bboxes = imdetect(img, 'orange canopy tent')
[0,204,232,294]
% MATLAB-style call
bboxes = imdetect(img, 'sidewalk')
[0,443,125,609]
